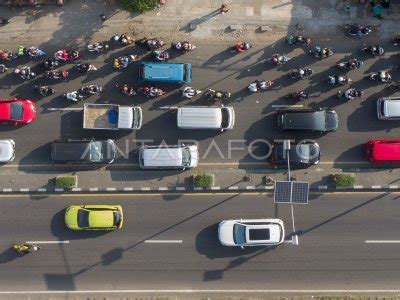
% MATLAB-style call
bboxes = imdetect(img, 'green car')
[65,205,123,230]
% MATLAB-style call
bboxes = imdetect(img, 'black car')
[270,141,321,168]
[51,139,116,164]
[277,109,338,132]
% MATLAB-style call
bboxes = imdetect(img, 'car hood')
[218,220,235,246]
[89,211,114,228]
[65,206,79,229]
[0,140,14,162]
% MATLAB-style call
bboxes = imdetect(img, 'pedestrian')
[220,3,229,14]
[100,13,106,22]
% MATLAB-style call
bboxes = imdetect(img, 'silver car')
[0,139,15,162]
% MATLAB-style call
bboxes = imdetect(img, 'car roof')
[369,140,400,161]
[88,210,114,228]
[384,100,400,117]
[280,110,327,131]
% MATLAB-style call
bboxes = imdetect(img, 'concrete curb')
[2,185,400,194]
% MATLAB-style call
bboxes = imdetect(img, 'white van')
[177,106,235,131]
[139,144,199,170]
[377,97,400,120]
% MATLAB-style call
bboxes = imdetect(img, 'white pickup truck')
[83,103,142,130]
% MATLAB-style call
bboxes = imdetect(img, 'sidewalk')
[1,167,400,193]
[1,0,400,47]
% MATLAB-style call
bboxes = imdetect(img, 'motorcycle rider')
[379,70,391,82]
[296,90,309,100]
[0,64,7,73]
[79,84,101,96]
[45,69,68,79]
[153,50,169,61]
[15,66,35,80]
[235,42,251,52]
[34,85,54,96]
[272,54,289,65]
[66,91,85,102]
[248,81,258,93]
[182,86,197,98]
[14,243,40,253]
[343,88,362,99]
[76,63,96,73]
[119,84,137,96]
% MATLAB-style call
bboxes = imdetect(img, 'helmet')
[113,35,119,41]
[244,43,250,50]
[380,72,386,79]
[123,86,128,92]
[299,69,305,75]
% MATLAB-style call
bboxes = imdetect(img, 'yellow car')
[65,205,123,230]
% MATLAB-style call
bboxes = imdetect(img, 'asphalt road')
[1,32,400,169]
[0,192,399,291]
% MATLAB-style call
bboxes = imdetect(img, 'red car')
[0,99,36,125]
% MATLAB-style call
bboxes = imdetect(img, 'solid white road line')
[144,240,183,244]
[365,240,400,244]
[272,104,303,108]
[4,289,400,294]
[26,240,69,244]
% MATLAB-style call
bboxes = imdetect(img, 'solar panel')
[274,181,309,204]
[274,181,292,203]
[292,181,309,204]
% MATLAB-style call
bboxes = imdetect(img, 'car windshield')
[10,102,23,121]
[325,111,337,130]
[77,209,89,228]
[221,108,229,129]
[233,224,246,245]
[181,147,191,167]
[295,145,310,162]
[113,211,121,226]
[89,141,103,162]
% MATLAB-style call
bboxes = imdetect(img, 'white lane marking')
[228,186,239,190]
[365,240,400,244]
[159,106,179,110]
[158,187,169,191]
[176,187,186,191]
[246,186,255,190]
[318,185,328,190]
[272,104,303,108]
[20,188,29,192]
[389,185,399,189]
[46,108,83,111]
[4,289,400,294]
[123,187,134,191]
[106,187,117,191]
[141,187,151,191]
[144,240,183,244]
[54,188,64,192]
[71,188,81,192]
[353,185,364,189]
[211,186,221,190]
[26,240,69,244]
[89,187,99,192]
[37,188,46,192]
[371,185,382,189]
[3,188,12,192]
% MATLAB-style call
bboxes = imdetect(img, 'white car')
[0,139,15,162]
[218,218,285,247]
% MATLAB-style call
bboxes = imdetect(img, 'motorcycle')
[337,88,363,100]
[64,91,86,102]
[286,35,311,46]
[248,80,273,93]
[23,46,46,59]
[54,49,80,62]
[337,59,364,70]
[44,70,69,80]
[0,64,8,73]
[41,59,60,70]
[78,84,102,96]
[74,63,97,73]
[152,50,169,62]
[310,46,334,58]
[0,50,16,61]
[285,91,310,101]
[14,67,35,80]
[14,244,41,254]
[360,45,384,56]
[113,54,137,70]
[136,37,165,50]
[181,87,202,99]
[205,89,231,101]
[346,24,372,37]
[327,74,352,86]
[270,54,291,65]
[231,42,252,53]
[173,41,196,53]
[34,85,55,96]
[138,86,166,98]
[115,84,137,96]
[88,41,110,54]
[110,33,134,46]
[368,71,392,83]
[288,68,313,79]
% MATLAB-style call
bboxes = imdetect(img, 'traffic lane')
[1,45,400,166]
[1,193,400,290]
